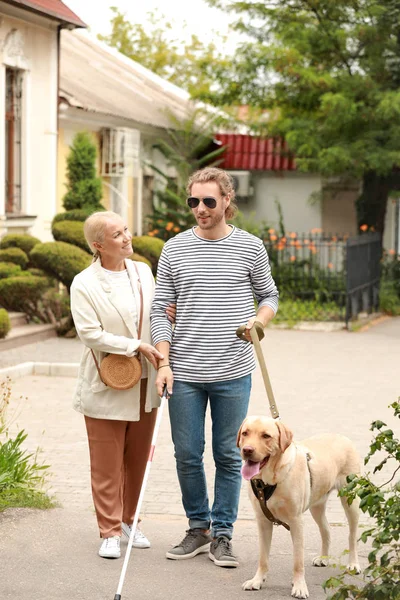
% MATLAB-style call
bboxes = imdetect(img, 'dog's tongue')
[241,460,261,480]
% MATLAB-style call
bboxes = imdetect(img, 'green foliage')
[0,233,41,255]
[324,401,400,600]
[273,296,342,326]
[234,211,271,238]
[52,208,98,224]
[52,221,90,254]
[0,262,22,279]
[98,7,232,96]
[130,253,152,269]
[62,132,104,211]
[0,247,28,269]
[131,236,164,274]
[146,108,227,241]
[30,241,91,290]
[0,379,53,512]
[379,281,400,316]
[0,308,10,339]
[0,276,53,321]
[204,0,400,237]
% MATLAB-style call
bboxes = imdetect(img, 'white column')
[135,168,143,236]
[22,69,31,215]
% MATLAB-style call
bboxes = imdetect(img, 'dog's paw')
[312,556,329,567]
[347,562,361,574]
[291,579,309,599]
[242,577,265,591]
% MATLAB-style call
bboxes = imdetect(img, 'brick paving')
[2,317,399,523]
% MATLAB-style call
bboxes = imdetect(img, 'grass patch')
[273,297,343,327]
[0,488,57,512]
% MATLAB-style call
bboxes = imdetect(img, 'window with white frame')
[5,67,23,214]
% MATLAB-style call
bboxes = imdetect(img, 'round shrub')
[30,241,91,289]
[0,233,41,254]
[0,247,29,269]
[131,236,165,273]
[27,267,49,278]
[129,253,152,269]
[52,208,100,225]
[0,262,22,279]
[0,308,10,339]
[52,220,90,254]
[0,276,51,315]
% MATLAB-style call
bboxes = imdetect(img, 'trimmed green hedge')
[0,233,41,255]
[0,247,29,269]
[0,262,22,279]
[131,236,164,273]
[0,276,51,316]
[30,241,91,289]
[0,308,10,338]
[52,221,91,254]
[52,208,99,225]
[130,253,152,269]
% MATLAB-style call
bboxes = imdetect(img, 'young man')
[150,167,278,567]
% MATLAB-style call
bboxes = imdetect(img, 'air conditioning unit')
[228,170,252,200]
[101,128,140,177]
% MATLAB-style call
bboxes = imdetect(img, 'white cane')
[113,386,168,600]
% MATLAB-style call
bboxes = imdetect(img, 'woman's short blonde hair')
[84,211,121,256]
[186,167,238,220]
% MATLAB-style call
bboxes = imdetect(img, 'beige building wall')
[321,184,359,236]
[0,11,59,241]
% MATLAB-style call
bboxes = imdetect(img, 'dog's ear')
[276,421,293,453]
[236,419,246,447]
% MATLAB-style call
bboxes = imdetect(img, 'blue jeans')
[168,375,251,539]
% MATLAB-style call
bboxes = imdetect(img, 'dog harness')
[250,452,313,531]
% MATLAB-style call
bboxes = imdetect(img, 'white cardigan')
[70,258,160,421]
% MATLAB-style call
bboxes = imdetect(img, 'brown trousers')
[84,379,157,538]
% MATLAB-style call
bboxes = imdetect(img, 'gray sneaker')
[166,528,211,560]
[209,536,239,567]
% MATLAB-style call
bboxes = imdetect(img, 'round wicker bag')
[99,354,142,390]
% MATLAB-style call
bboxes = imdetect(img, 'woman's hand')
[156,365,173,398]
[166,303,176,323]
[138,343,164,370]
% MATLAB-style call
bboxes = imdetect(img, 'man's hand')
[156,365,173,397]
[165,303,176,323]
[138,342,164,370]
[243,317,262,342]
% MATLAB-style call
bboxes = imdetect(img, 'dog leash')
[236,321,280,419]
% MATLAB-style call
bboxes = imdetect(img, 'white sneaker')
[99,536,121,558]
[121,522,151,548]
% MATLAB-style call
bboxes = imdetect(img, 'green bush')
[379,281,400,316]
[63,132,104,211]
[131,236,165,274]
[0,309,10,338]
[130,253,152,269]
[324,401,400,600]
[52,208,97,225]
[30,241,91,289]
[382,255,400,297]
[27,267,49,278]
[52,221,90,254]
[0,247,29,269]
[0,262,22,279]
[0,233,41,255]
[0,276,52,320]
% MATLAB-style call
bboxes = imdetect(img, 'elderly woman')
[70,211,170,559]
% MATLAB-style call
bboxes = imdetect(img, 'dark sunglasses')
[187,196,217,209]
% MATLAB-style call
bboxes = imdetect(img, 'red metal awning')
[5,0,86,27]
[214,134,296,171]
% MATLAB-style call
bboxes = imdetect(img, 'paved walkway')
[0,318,399,600]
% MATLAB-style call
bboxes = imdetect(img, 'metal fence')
[264,231,382,326]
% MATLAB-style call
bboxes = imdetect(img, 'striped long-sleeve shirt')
[150,226,279,382]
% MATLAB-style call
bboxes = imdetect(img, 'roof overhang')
[2,0,86,28]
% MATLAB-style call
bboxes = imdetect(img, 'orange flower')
[311,227,322,234]
[388,249,396,255]
[294,241,302,248]
[328,262,333,269]
[290,255,296,262]
[165,222,174,232]
[173,226,180,233]
[276,242,285,251]
[290,232,297,239]
[281,237,287,244]
[360,224,368,232]
[331,236,337,242]
[303,239,310,245]
[147,231,155,237]
[270,234,277,241]
[268,228,275,234]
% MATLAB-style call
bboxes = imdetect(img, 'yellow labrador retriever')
[237,416,361,598]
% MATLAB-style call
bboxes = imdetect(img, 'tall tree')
[98,7,231,97]
[205,0,400,238]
